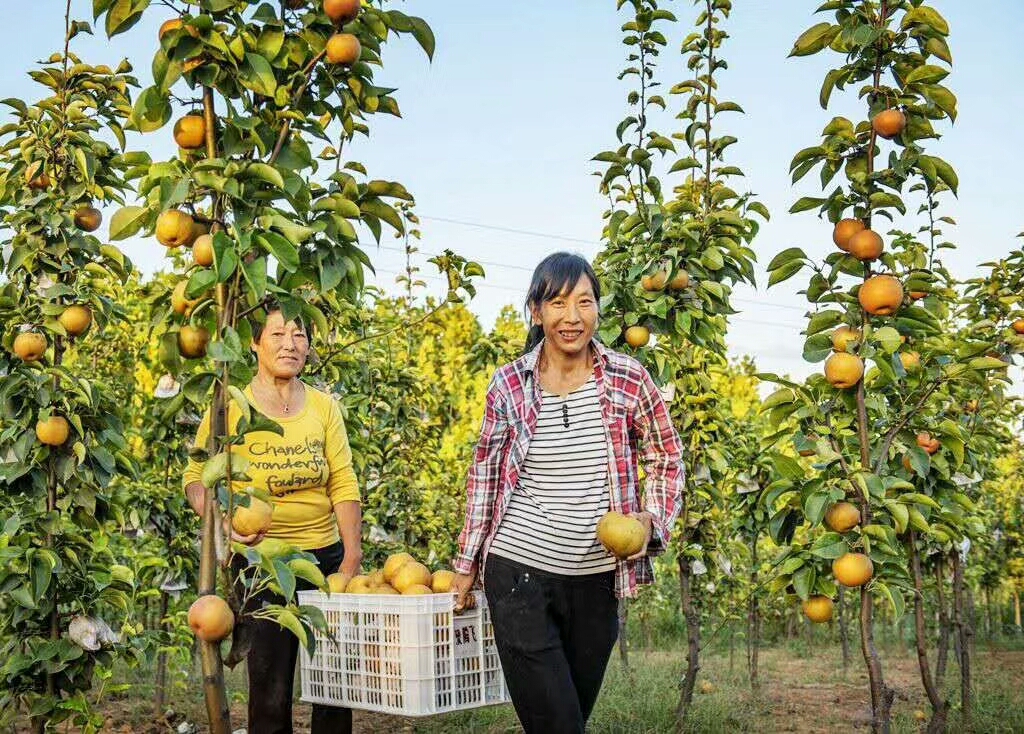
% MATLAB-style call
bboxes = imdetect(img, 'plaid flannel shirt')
[454,339,685,599]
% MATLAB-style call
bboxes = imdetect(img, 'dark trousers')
[483,554,618,734]
[235,542,352,734]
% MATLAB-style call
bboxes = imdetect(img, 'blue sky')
[4,1,1022,388]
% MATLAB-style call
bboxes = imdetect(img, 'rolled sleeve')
[454,375,509,574]
[634,368,685,554]
[325,398,360,505]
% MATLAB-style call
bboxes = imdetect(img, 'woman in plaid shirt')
[452,252,685,733]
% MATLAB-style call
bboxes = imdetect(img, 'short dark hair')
[251,301,308,343]
[523,252,601,353]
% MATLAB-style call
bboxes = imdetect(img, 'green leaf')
[766,247,807,272]
[793,566,816,601]
[790,196,825,214]
[244,162,285,190]
[902,6,950,36]
[767,260,804,287]
[789,23,839,57]
[873,580,906,621]
[257,232,300,273]
[240,53,278,98]
[130,86,171,132]
[809,533,847,560]
[906,65,949,85]
[804,492,830,526]
[108,206,148,240]
[873,326,902,353]
[407,16,435,60]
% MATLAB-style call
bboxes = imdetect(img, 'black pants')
[234,542,352,734]
[484,554,618,734]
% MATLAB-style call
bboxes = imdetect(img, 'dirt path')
[36,646,1024,733]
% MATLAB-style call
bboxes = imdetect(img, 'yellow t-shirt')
[183,383,360,550]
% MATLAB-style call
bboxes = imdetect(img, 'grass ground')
[66,639,1024,733]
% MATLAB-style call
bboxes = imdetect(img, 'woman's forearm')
[334,500,363,571]
[185,481,206,516]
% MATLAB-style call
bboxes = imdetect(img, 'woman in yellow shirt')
[183,306,361,734]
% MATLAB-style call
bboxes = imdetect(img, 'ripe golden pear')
[402,584,433,596]
[830,326,861,353]
[383,552,415,584]
[192,234,214,267]
[431,570,455,593]
[596,511,646,559]
[368,569,385,586]
[859,275,904,316]
[668,269,690,291]
[641,270,668,291]
[624,326,650,348]
[232,495,273,536]
[172,281,198,316]
[802,595,834,623]
[392,561,432,594]
[73,206,102,232]
[188,595,234,642]
[345,575,373,594]
[13,332,47,362]
[872,109,906,140]
[832,218,865,251]
[173,115,206,150]
[899,351,921,372]
[178,325,210,359]
[832,552,874,588]
[59,305,92,337]
[824,502,860,533]
[36,415,70,446]
[327,572,352,593]
[324,0,361,24]
[326,33,361,65]
[847,229,883,262]
[824,352,863,389]
[155,209,195,248]
[374,584,400,595]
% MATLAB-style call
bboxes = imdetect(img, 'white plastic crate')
[297,590,510,716]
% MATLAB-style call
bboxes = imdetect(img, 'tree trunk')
[747,535,760,691]
[195,84,232,734]
[1014,589,1021,630]
[838,586,851,675]
[860,585,894,734]
[984,586,994,641]
[952,552,971,731]
[154,592,170,718]
[674,554,700,732]
[935,559,950,689]
[910,536,946,733]
[618,598,630,671]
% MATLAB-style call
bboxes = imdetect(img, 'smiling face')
[531,274,598,359]
[253,310,310,379]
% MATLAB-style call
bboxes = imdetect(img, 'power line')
[419,214,602,247]
[367,241,809,313]
[368,268,807,330]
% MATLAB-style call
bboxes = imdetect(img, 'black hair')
[523,252,601,354]
[251,300,308,343]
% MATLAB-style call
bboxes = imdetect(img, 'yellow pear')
[383,552,415,584]
[596,511,646,559]
[391,561,432,594]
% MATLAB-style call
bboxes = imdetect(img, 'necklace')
[255,378,296,414]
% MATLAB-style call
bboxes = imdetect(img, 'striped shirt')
[488,376,617,575]
[455,338,685,599]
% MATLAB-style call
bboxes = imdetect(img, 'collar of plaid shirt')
[455,338,685,599]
